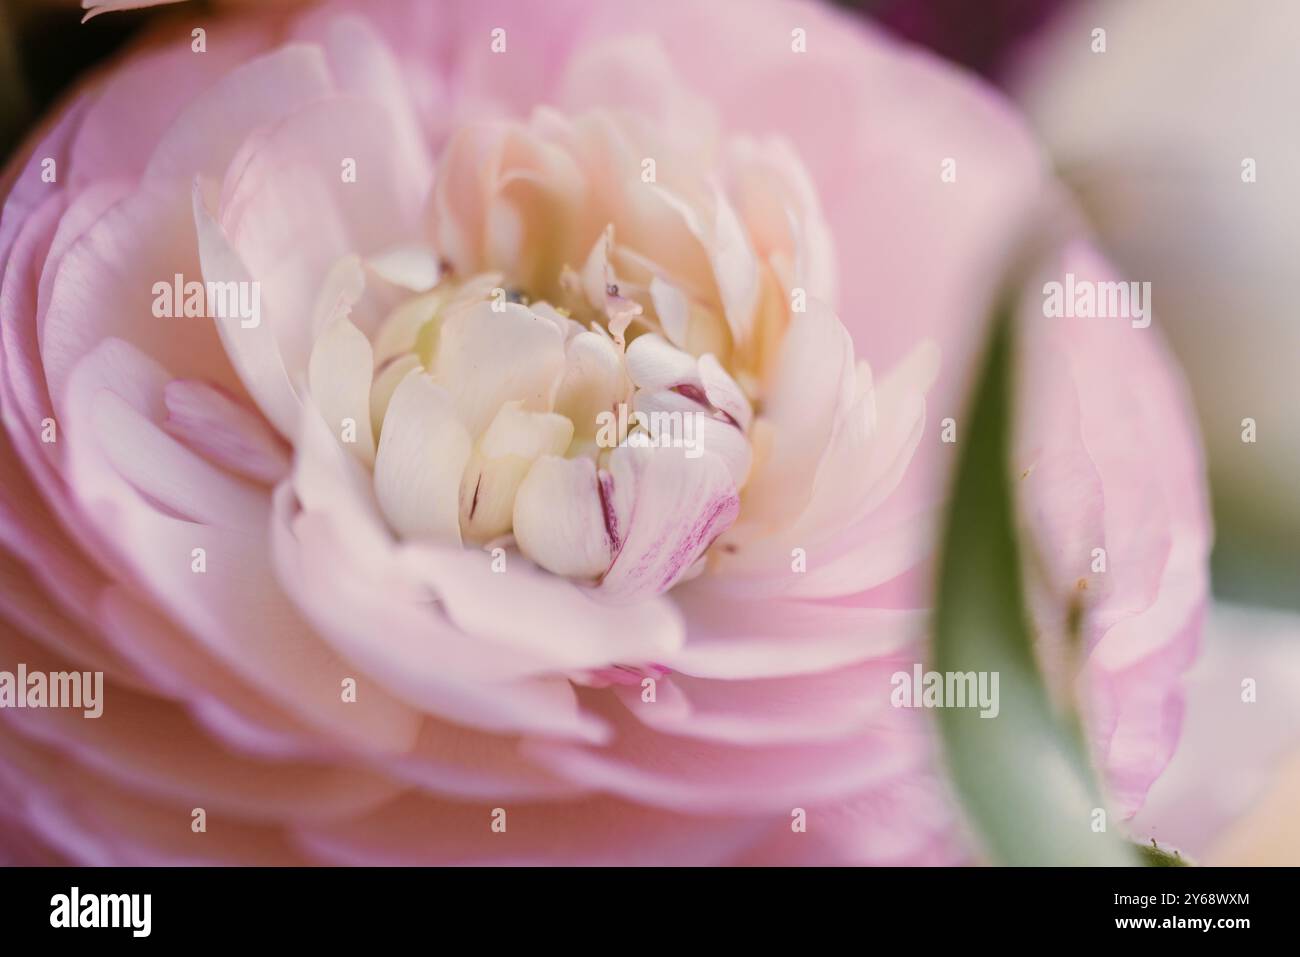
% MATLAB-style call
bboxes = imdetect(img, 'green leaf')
[932,298,1136,866]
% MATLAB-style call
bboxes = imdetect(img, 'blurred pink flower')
[0,0,1207,864]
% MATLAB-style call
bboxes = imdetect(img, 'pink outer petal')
[664,584,927,680]
[287,11,434,191]
[714,508,936,602]
[0,550,135,689]
[95,585,328,759]
[407,541,688,675]
[334,0,601,137]
[362,719,591,804]
[523,688,933,816]
[40,184,247,421]
[613,655,914,747]
[0,675,403,829]
[733,775,968,866]
[142,43,333,185]
[65,24,270,185]
[0,93,89,258]
[58,338,423,753]
[0,731,313,866]
[1,611,360,820]
[163,379,291,485]
[2,195,79,512]
[0,364,113,637]
[272,486,614,744]
[0,203,138,647]
[297,791,770,867]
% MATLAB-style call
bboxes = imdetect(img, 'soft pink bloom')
[0,0,1207,864]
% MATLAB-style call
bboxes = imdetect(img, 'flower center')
[305,107,832,600]
[364,263,753,574]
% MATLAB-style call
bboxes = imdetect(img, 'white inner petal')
[435,301,566,437]
[373,372,471,543]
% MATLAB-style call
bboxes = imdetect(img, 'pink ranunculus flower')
[0,0,1207,865]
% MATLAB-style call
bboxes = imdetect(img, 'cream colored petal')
[708,188,760,347]
[367,244,441,292]
[370,354,422,439]
[580,225,643,341]
[554,331,631,443]
[435,301,566,437]
[309,255,366,342]
[308,316,376,466]
[373,373,471,543]
[513,455,612,579]
[459,403,573,542]
[371,292,442,368]
[737,300,856,531]
[649,275,691,348]
[624,333,698,392]
[632,390,752,487]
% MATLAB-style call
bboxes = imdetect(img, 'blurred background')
[2,0,1296,864]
